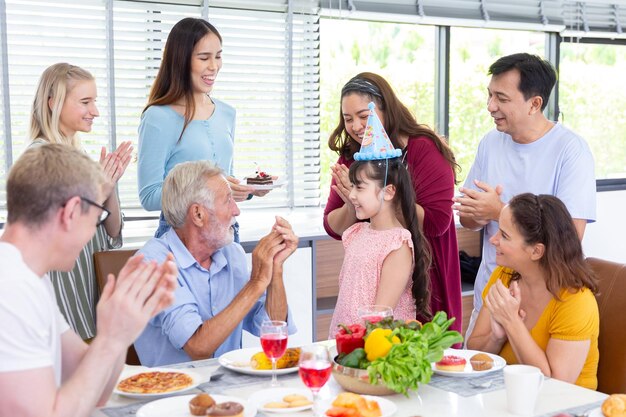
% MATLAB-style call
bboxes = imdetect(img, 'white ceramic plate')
[218,346,299,376]
[587,407,603,417]
[136,394,256,417]
[431,348,506,377]
[249,387,313,414]
[321,395,397,417]
[113,367,203,399]
[242,177,286,190]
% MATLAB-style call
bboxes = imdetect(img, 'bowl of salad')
[331,312,463,396]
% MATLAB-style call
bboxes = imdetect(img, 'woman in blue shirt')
[138,17,258,238]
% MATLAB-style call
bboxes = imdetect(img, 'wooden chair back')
[586,257,626,394]
[93,249,140,365]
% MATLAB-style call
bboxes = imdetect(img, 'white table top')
[97,359,607,417]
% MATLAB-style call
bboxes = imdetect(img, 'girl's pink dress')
[329,222,416,337]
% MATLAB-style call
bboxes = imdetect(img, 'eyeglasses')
[80,197,110,227]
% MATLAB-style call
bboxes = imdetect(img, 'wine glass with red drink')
[357,304,393,326]
[299,345,332,417]
[260,320,288,387]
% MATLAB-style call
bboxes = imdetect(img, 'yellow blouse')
[483,266,599,390]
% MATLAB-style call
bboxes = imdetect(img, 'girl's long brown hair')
[329,72,459,181]
[508,193,598,297]
[143,18,222,140]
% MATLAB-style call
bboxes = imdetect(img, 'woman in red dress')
[324,72,462,331]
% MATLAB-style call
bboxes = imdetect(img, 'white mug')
[503,364,544,415]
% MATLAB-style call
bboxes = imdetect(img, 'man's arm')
[572,218,587,240]
[0,338,125,417]
[0,254,177,417]
[184,229,287,359]
[59,330,125,406]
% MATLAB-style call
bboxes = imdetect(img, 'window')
[0,0,320,213]
[448,27,545,182]
[559,40,626,181]
[319,17,435,201]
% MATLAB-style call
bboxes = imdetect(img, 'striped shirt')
[29,139,123,339]
[47,225,122,339]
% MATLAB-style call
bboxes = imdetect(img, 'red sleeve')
[405,136,456,238]
[323,156,352,240]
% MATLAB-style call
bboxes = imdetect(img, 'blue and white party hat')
[353,102,402,161]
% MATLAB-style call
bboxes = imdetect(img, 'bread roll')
[601,393,626,417]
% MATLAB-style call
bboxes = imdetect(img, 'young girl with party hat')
[329,103,431,335]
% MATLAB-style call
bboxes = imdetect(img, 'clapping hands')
[453,179,505,226]
[99,141,133,187]
[485,280,526,341]
[96,253,177,348]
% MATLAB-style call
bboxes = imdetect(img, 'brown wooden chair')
[93,249,141,365]
[586,257,626,394]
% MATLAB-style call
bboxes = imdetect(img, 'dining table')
[95,341,608,417]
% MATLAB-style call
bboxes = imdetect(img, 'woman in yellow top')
[467,193,599,389]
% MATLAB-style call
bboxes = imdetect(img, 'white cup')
[503,365,544,415]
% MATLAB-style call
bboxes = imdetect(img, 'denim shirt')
[134,228,296,366]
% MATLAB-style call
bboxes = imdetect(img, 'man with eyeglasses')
[134,160,298,366]
[0,144,178,417]
[453,53,596,341]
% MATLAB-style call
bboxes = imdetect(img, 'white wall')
[241,247,314,349]
[582,190,626,263]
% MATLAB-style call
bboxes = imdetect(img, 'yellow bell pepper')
[363,328,400,361]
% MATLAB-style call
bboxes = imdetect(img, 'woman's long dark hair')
[508,193,598,297]
[142,18,222,140]
[330,72,459,182]
[349,158,432,318]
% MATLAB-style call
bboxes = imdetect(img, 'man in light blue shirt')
[135,160,298,366]
[453,53,596,339]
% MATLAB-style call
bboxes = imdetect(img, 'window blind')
[0,2,8,212]
[324,0,626,36]
[0,0,321,214]
[2,0,110,213]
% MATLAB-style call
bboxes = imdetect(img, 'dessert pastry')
[208,401,245,417]
[602,393,626,417]
[263,393,313,409]
[189,393,216,416]
[246,170,273,185]
[283,394,308,403]
[264,402,289,409]
[328,393,382,417]
[286,399,313,408]
[435,355,467,372]
[469,352,494,371]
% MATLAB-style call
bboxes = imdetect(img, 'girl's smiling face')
[58,79,99,137]
[348,166,383,220]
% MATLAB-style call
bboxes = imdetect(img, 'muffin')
[189,393,216,416]
[601,393,626,417]
[470,353,494,371]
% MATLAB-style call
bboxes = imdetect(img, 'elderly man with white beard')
[134,160,298,366]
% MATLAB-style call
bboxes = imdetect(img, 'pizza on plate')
[117,371,194,394]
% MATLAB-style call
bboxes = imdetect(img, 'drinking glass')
[260,320,288,387]
[357,304,393,325]
[298,345,332,417]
